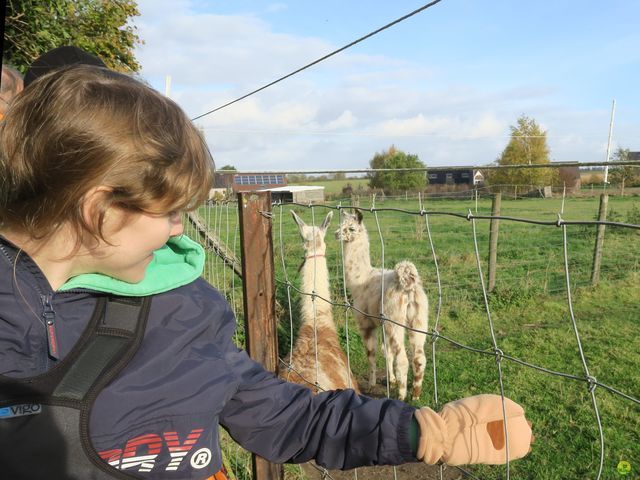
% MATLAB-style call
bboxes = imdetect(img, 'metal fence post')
[237,191,283,480]
[591,193,609,286]
[488,192,502,292]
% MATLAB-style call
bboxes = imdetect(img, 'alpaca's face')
[299,225,328,254]
[291,210,332,254]
[335,212,366,243]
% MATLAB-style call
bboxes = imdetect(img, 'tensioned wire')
[273,201,638,480]
[279,202,640,402]
[275,202,357,480]
[470,209,511,478]
[371,195,399,480]
[199,201,639,401]
[560,215,605,480]
[191,0,444,120]
[418,192,445,480]
[193,199,638,479]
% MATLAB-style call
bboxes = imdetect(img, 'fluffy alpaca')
[279,210,360,394]
[335,210,428,401]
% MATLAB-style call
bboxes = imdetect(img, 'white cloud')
[266,3,288,14]
[469,113,503,139]
[131,1,637,170]
[325,110,357,130]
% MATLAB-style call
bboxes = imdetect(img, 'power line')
[210,160,640,176]
[197,126,626,140]
[191,0,444,121]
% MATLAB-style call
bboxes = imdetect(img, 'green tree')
[488,115,554,189]
[367,146,427,193]
[219,165,237,171]
[609,148,639,191]
[5,0,142,73]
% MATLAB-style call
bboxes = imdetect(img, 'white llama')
[279,210,360,394]
[335,210,428,401]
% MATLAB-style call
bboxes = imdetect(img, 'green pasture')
[190,194,640,480]
[289,177,369,197]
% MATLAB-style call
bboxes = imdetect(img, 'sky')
[133,0,640,172]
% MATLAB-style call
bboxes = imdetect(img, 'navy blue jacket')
[0,236,417,479]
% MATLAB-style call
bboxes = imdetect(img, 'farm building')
[426,169,484,194]
[259,185,325,204]
[427,169,484,185]
[214,172,288,192]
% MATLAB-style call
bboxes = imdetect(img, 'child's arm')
[219,348,416,469]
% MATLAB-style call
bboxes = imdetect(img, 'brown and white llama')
[335,210,428,401]
[279,210,360,394]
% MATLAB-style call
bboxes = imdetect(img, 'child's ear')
[81,186,115,235]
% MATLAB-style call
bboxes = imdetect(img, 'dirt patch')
[300,462,465,480]
[299,382,466,480]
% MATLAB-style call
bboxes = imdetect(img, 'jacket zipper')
[41,293,59,361]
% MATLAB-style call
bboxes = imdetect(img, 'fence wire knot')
[430,328,440,343]
[419,209,426,216]
[466,210,473,221]
[493,347,505,364]
[587,375,598,393]
[556,213,564,227]
[259,210,273,219]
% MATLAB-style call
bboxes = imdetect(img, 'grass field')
[190,194,640,480]
[289,177,370,197]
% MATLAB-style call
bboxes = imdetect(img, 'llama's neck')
[342,233,374,288]
[299,253,335,329]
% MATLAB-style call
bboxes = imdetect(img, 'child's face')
[86,210,184,283]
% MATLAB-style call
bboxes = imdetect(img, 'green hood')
[58,235,205,296]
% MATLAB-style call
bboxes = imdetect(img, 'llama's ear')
[355,209,364,223]
[291,210,306,228]
[321,211,333,231]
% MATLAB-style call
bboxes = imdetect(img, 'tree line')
[357,115,637,194]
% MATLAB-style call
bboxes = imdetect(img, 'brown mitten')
[415,394,533,466]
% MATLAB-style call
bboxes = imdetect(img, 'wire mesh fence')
[186,189,639,480]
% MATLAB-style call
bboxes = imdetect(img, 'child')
[0,63,533,479]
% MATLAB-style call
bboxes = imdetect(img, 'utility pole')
[603,99,616,185]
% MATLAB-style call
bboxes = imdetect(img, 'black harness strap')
[0,295,152,480]
[54,297,144,401]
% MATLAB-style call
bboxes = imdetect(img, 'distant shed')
[259,185,325,204]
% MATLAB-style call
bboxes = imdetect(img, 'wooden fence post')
[237,191,283,480]
[487,192,502,292]
[591,193,609,286]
